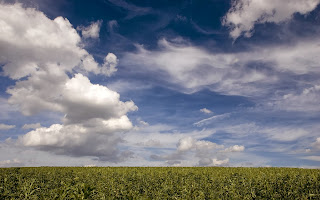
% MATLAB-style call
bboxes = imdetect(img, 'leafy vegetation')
[0,167,319,199]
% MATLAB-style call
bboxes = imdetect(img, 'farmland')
[0,167,319,199]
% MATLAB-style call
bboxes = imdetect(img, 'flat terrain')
[0,167,319,199]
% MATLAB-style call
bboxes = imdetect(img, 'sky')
[0,0,320,168]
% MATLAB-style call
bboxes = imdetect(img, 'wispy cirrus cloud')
[122,39,274,96]
[0,123,15,130]
[22,123,41,130]
[108,0,153,19]
[268,85,320,112]
[194,113,230,127]
[122,36,320,114]
[312,138,320,150]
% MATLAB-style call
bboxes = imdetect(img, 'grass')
[0,167,319,199]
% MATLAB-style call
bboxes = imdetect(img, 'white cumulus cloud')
[222,145,245,153]
[212,158,229,166]
[101,53,119,76]
[0,3,88,79]
[0,3,137,162]
[177,137,195,151]
[223,0,320,39]
[152,136,242,166]
[19,123,133,162]
[61,74,137,124]
[0,3,116,80]
[78,20,102,39]
[16,74,137,161]
[177,137,225,152]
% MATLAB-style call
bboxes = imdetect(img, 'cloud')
[212,158,229,166]
[124,123,215,149]
[125,124,222,165]
[123,39,275,97]
[219,122,314,142]
[77,20,102,39]
[221,145,245,153]
[177,137,224,152]
[177,137,195,151]
[175,15,187,23]
[108,20,118,32]
[0,3,87,79]
[197,158,229,167]
[257,39,320,74]
[190,19,222,35]
[61,74,137,124]
[124,104,317,166]
[0,159,22,167]
[0,123,15,130]
[166,160,181,166]
[150,136,242,166]
[312,137,320,150]
[269,85,320,112]
[123,37,320,113]
[262,127,310,142]
[83,164,97,167]
[223,0,320,39]
[0,3,117,80]
[194,113,230,127]
[302,156,320,162]
[0,98,18,120]
[106,80,152,94]
[16,74,137,161]
[150,152,185,162]
[200,108,212,114]
[136,139,161,147]
[219,123,259,135]
[0,3,137,162]
[198,158,213,166]
[108,0,152,19]
[7,72,133,119]
[1,2,319,167]
[22,123,41,130]
[123,124,238,166]
[0,140,115,167]
[136,119,149,126]
[101,53,119,76]
[19,123,134,162]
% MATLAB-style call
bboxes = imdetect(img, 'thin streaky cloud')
[194,113,231,127]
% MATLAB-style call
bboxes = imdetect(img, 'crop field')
[0,167,319,199]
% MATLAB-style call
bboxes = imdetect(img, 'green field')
[0,167,319,199]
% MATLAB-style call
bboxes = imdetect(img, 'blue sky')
[0,0,320,168]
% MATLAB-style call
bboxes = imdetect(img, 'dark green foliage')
[0,167,319,199]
